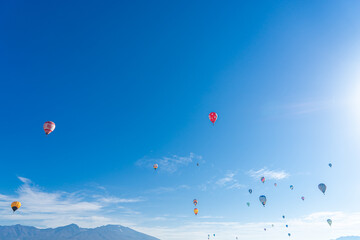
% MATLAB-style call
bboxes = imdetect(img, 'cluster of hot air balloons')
[193,199,199,216]
[240,162,333,238]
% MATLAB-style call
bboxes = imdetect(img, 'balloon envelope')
[153,164,158,170]
[193,199,198,206]
[11,201,21,212]
[259,195,267,206]
[261,177,265,183]
[249,189,252,194]
[290,185,294,190]
[246,202,250,207]
[274,183,277,187]
[301,196,305,201]
[194,208,199,215]
[318,183,327,194]
[327,219,332,226]
[329,163,332,168]
[43,121,55,135]
[209,112,218,124]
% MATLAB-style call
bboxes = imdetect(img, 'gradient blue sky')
[1,1,360,239]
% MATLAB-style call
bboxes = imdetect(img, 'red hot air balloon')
[43,121,55,135]
[209,112,218,125]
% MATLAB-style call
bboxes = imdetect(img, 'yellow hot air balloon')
[194,208,199,215]
[11,201,21,212]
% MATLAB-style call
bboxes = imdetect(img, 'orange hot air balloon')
[209,112,218,125]
[194,208,199,215]
[11,201,21,212]
[43,121,55,135]
[193,199,198,206]
[153,164,158,171]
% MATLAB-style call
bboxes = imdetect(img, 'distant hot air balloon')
[194,208,199,215]
[153,164,158,170]
[11,201,21,212]
[197,163,199,166]
[213,234,215,237]
[274,183,277,187]
[193,199,198,206]
[43,121,55,135]
[282,215,285,219]
[329,163,332,168]
[318,183,327,194]
[327,219,332,227]
[301,196,305,201]
[264,228,266,231]
[249,189,252,194]
[288,233,291,237]
[246,202,250,207]
[209,112,218,125]
[261,177,265,183]
[290,185,294,190]
[286,224,288,228]
[259,195,267,207]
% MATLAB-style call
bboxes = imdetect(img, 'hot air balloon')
[209,112,218,125]
[282,215,285,219]
[286,225,288,228]
[288,233,291,237]
[301,196,305,201]
[327,219,332,227]
[318,183,327,194]
[11,201,21,212]
[259,195,267,207]
[261,177,265,183]
[249,189,252,194]
[43,121,55,135]
[193,199,198,206]
[329,163,332,168]
[194,208,199,215]
[264,228,266,231]
[153,164,158,170]
[246,202,250,207]
[213,234,215,237]
[274,183,277,187]
[290,185,294,190]
[197,163,199,166]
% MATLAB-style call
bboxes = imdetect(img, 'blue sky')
[1,1,360,239]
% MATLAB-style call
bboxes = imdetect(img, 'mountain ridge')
[0,224,160,240]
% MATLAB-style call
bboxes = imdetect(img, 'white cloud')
[136,153,202,173]
[18,176,31,184]
[0,177,143,228]
[248,168,289,180]
[216,172,245,190]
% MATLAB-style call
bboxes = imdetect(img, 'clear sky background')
[1,1,360,240]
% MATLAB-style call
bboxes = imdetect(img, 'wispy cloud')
[136,153,202,173]
[247,168,289,180]
[0,177,143,228]
[216,172,245,190]
[147,185,190,194]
